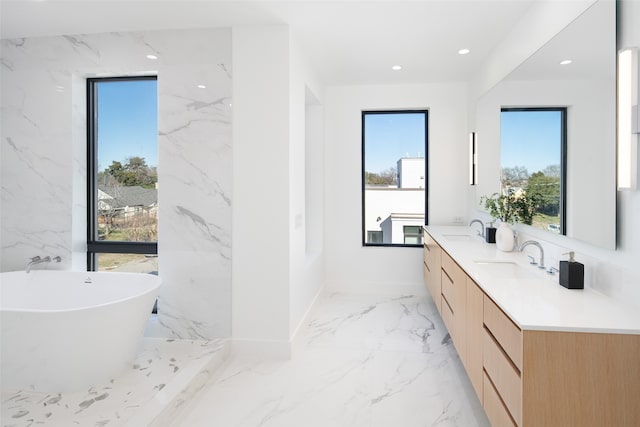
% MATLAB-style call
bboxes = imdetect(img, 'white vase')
[495,222,515,252]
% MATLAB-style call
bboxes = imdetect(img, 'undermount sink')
[473,260,538,279]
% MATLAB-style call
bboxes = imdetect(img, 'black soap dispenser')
[485,221,497,243]
[559,251,584,289]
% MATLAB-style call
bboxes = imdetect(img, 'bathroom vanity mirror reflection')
[500,107,566,235]
[475,0,616,249]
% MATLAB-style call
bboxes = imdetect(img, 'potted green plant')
[480,190,538,251]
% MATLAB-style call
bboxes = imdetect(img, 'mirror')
[475,0,616,249]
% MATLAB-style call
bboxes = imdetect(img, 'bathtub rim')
[0,270,161,314]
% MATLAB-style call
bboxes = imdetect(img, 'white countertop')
[425,225,640,335]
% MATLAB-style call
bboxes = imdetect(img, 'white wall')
[289,36,325,339]
[0,29,233,339]
[324,83,468,291]
[232,26,325,354]
[232,25,292,352]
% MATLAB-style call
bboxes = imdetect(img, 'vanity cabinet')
[465,277,484,399]
[422,230,442,314]
[483,295,522,426]
[422,228,640,427]
[424,235,484,400]
[441,251,468,363]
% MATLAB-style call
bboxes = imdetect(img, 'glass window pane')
[95,79,158,243]
[97,253,158,274]
[362,111,428,245]
[363,111,427,246]
[500,109,564,233]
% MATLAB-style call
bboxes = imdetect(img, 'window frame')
[86,76,158,271]
[500,107,567,235]
[361,110,429,248]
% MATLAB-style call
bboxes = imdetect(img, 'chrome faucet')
[519,241,545,269]
[26,255,61,273]
[469,219,485,237]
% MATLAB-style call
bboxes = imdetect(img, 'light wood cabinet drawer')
[483,372,517,427]
[484,295,522,371]
[423,230,442,314]
[466,277,484,398]
[423,230,440,266]
[483,328,522,426]
[441,295,455,337]
[441,268,456,311]
[441,251,465,288]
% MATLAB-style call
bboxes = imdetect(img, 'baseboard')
[323,280,427,296]
[290,283,325,357]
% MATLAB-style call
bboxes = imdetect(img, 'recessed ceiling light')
[197,84,207,89]
[391,65,402,71]
[146,54,158,60]
[560,59,572,65]
[458,48,470,55]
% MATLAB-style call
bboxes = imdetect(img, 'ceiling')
[0,0,536,85]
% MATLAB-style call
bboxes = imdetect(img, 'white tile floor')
[1,291,489,427]
[173,291,489,427]
[1,338,228,427]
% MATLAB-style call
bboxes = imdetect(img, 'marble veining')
[1,28,233,340]
[1,338,228,427]
[174,292,489,427]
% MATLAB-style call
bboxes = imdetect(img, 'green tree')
[103,157,157,188]
[365,167,397,186]
[526,171,560,216]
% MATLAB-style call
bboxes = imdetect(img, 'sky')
[96,79,158,171]
[363,112,426,173]
[500,110,562,174]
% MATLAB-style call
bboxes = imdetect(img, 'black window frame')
[361,110,429,248]
[500,107,567,235]
[86,76,158,271]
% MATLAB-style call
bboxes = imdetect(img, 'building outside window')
[87,76,158,273]
[362,110,428,246]
[403,225,423,245]
[367,231,383,243]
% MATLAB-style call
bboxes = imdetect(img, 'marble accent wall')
[0,29,232,339]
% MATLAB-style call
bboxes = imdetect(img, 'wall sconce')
[617,47,639,190]
[469,132,478,185]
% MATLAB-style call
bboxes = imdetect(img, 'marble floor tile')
[174,292,489,427]
[1,338,228,427]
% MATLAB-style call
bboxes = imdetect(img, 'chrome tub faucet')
[26,255,62,273]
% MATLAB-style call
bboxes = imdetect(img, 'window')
[367,231,383,243]
[362,110,428,246]
[500,108,566,234]
[403,226,423,245]
[87,76,158,273]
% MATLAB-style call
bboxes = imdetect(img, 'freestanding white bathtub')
[1,270,160,392]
